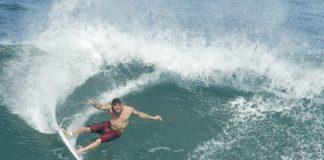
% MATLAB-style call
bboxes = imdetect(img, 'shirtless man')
[61,98,162,155]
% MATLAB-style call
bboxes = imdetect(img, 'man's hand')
[154,115,163,121]
[87,99,96,105]
[87,99,110,111]
[133,109,163,121]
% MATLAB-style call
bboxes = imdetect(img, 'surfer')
[61,98,162,155]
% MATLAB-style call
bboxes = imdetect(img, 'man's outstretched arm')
[133,109,162,121]
[87,99,111,111]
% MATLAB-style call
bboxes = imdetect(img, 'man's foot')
[76,147,84,156]
[61,128,73,137]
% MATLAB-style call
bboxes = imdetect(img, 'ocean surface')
[1,0,324,160]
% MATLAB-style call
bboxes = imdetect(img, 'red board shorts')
[87,121,122,144]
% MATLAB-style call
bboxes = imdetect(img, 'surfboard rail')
[57,125,83,160]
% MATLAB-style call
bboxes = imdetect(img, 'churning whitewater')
[0,0,323,159]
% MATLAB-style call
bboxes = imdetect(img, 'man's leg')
[61,127,91,137]
[77,139,101,155]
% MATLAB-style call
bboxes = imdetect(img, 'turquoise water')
[1,0,324,160]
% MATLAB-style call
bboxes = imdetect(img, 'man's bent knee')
[95,139,102,145]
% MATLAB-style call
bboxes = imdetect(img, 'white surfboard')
[57,124,83,160]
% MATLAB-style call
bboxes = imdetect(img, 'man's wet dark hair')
[111,98,122,106]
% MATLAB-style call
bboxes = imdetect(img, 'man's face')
[112,104,122,113]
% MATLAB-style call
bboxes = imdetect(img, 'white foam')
[148,146,184,153]
[34,17,324,100]
[189,139,235,160]
[148,146,171,153]
[2,0,324,135]
[1,27,104,133]
[190,95,324,160]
